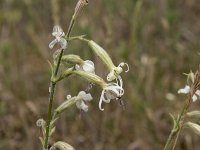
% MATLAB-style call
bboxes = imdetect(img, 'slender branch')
[44,13,76,150]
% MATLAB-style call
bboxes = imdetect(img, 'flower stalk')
[164,66,200,150]
[43,1,85,148]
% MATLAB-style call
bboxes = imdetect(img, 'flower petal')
[76,100,88,112]
[195,90,200,97]
[99,89,106,111]
[49,39,57,49]
[78,91,93,101]
[60,38,67,49]
[177,85,190,94]
[82,60,95,73]
[107,70,116,81]
[192,94,198,102]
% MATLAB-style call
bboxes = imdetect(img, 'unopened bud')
[50,141,75,150]
[62,54,84,65]
[88,40,115,70]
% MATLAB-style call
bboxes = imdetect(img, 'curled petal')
[116,75,123,88]
[118,62,129,72]
[99,89,105,111]
[49,39,58,49]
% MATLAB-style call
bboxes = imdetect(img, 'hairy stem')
[44,14,76,150]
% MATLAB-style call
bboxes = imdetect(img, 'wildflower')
[49,25,67,49]
[177,85,200,102]
[87,40,129,81]
[177,85,190,94]
[72,70,125,111]
[99,82,124,111]
[75,60,95,74]
[76,91,93,112]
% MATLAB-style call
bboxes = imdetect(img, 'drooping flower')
[76,91,93,112]
[72,70,125,111]
[86,40,129,81]
[49,25,67,49]
[99,82,124,111]
[75,60,95,74]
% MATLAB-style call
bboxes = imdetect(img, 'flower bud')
[88,40,115,70]
[73,70,106,87]
[55,97,77,114]
[185,122,200,136]
[62,54,84,65]
[50,141,74,150]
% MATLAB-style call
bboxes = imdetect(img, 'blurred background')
[0,0,200,149]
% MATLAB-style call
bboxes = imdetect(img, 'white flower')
[177,85,191,94]
[177,85,200,102]
[49,25,67,49]
[99,82,124,111]
[192,90,200,102]
[75,60,95,74]
[76,91,93,112]
[107,62,129,81]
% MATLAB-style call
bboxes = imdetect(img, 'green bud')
[55,97,78,114]
[88,40,115,70]
[73,70,106,87]
[185,122,200,136]
[186,111,200,118]
[50,141,74,150]
[62,54,84,65]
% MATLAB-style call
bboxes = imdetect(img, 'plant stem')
[163,98,191,150]
[44,15,76,150]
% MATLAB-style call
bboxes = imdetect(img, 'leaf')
[39,137,44,148]
[47,60,54,74]
[169,113,177,128]
[50,141,75,150]
[49,127,56,136]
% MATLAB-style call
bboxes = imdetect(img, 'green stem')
[163,98,191,150]
[43,14,76,150]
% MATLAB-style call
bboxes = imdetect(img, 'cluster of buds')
[49,25,129,111]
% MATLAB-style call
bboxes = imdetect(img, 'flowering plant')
[37,1,129,149]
